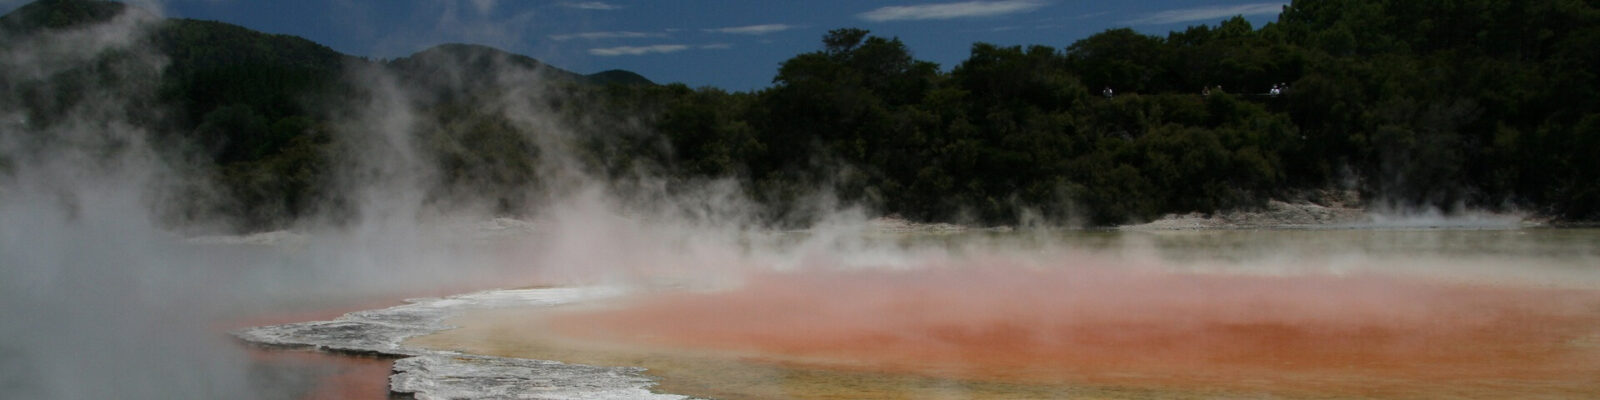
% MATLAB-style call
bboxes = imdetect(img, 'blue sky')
[5,0,1289,91]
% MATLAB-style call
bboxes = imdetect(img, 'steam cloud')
[0,0,807,397]
[0,2,713,398]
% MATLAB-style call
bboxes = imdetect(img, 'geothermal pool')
[392,228,1600,399]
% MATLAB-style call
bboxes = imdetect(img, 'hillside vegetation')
[3,0,1596,230]
[645,2,1599,225]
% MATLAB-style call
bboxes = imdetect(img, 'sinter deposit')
[234,287,688,400]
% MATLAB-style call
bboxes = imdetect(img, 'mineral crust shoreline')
[233,286,690,400]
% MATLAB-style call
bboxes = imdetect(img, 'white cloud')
[858,0,1046,22]
[1129,3,1286,25]
[470,0,498,14]
[705,24,796,35]
[561,1,622,10]
[700,43,733,50]
[548,31,668,41]
[588,44,691,56]
[1074,11,1111,20]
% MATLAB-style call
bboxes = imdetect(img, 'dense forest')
[3,0,1597,230]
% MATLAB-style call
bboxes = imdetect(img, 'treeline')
[4,0,1598,230]
[632,0,1600,224]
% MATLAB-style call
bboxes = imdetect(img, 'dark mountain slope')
[0,0,125,33]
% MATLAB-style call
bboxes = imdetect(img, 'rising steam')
[0,2,718,398]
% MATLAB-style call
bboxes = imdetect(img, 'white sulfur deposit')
[235,286,688,400]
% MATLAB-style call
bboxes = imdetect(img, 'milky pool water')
[409,228,1600,399]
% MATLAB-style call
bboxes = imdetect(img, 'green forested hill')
[0,0,124,32]
[4,0,1597,230]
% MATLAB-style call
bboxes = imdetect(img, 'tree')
[1066,28,1169,93]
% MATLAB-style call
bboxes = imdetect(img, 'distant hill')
[2,1,653,93]
[152,18,354,125]
[0,0,125,34]
[1,0,659,229]
[389,43,653,96]
[585,69,654,86]
[3,0,656,157]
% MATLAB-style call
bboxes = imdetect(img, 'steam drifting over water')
[554,254,1600,382]
[0,2,806,397]
[0,3,684,398]
[391,229,1600,399]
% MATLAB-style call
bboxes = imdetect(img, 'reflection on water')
[413,228,1600,399]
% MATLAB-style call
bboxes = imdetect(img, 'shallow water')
[411,228,1600,399]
